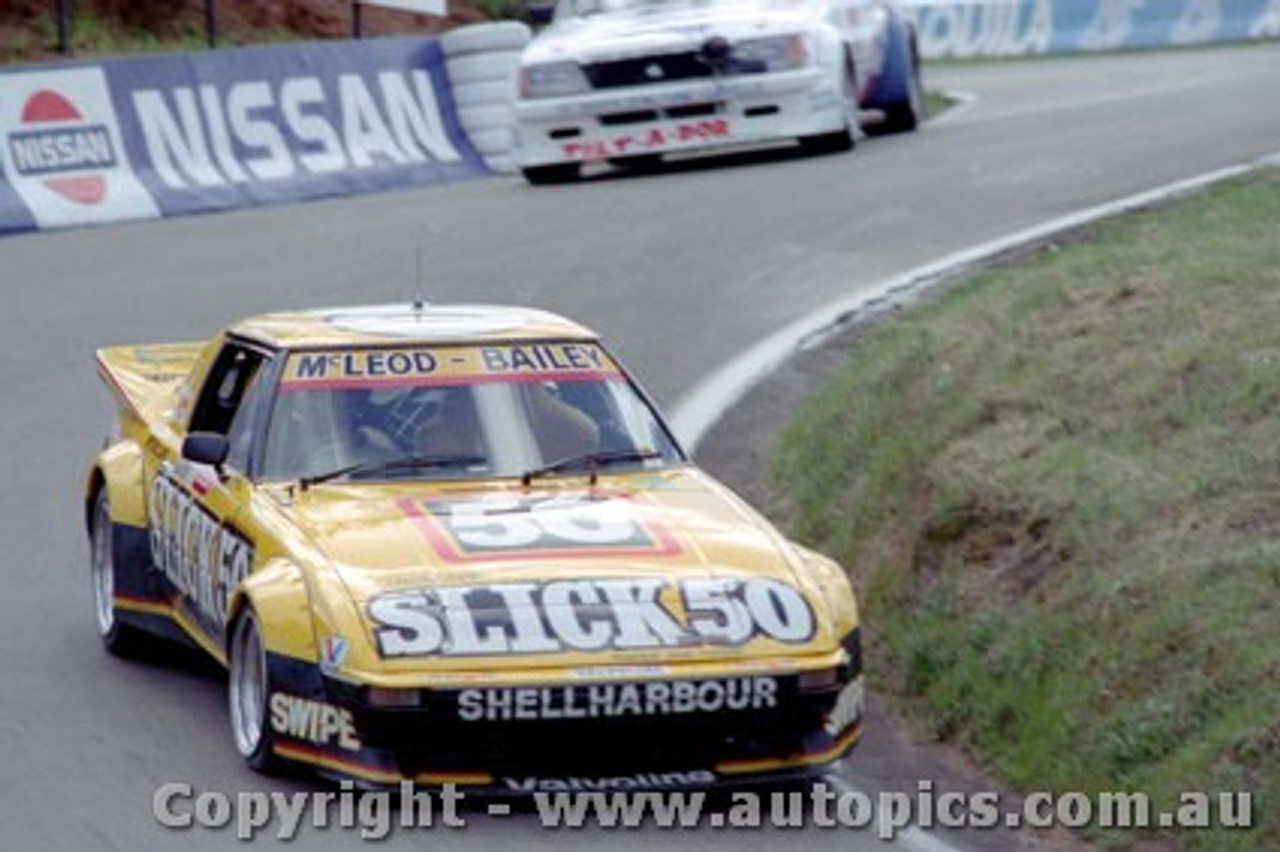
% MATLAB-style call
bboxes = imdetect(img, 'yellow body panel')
[91,442,147,528]
[95,341,204,425]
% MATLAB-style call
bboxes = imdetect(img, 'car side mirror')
[182,432,230,474]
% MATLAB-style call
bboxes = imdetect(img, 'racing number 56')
[438,495,652,553]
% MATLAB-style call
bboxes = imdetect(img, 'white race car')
[515,0,922,183]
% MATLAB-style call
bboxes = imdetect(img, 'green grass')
[1,5,298,64]
[775,170,1280,850]
[924,90,952,119]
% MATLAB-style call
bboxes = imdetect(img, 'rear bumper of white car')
[515,67,847,167]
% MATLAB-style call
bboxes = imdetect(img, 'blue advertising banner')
[904,0,1280,59]
[0,179,36,237]
[0,36,487,236]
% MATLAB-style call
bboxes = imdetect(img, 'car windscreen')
[259,342,683,483]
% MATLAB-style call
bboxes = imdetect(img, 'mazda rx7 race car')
[86,303,863,791]
[515,0,923,183]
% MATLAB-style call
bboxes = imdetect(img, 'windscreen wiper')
[299,453,486,490]
[520,448,660,487]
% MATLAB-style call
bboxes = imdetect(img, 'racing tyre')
[467,126,517,157]
[522,163,581,185]
[608,154,663,173]
[799,126,854,156]
[90,489,147,657]
[228,607,285,773]
[446,53,521,87]
[458,103,516,132]
[451,79,517,109]
[484,153,519,174]
[440,22,531,57]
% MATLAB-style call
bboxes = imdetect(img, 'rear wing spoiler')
[96,342,203,423]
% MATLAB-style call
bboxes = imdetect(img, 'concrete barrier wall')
[0,36,492,236]
[903,0,1280,59]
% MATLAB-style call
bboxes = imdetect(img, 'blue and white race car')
[514,0,922,183]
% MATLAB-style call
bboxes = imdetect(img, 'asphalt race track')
[1,44,1278,852]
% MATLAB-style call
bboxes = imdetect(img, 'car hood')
[523,6,817,66]
[275,468,839,675]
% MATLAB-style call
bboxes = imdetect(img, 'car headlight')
[731,34,810,72]
[520,61,591,99]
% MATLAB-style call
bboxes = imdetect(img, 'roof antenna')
[413,244,427,317]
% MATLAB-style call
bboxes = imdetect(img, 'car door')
[147,339,275,649]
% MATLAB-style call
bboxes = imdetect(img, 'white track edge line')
[671,153,1279,451]
[897,827,971,852]
[822,773,968,852]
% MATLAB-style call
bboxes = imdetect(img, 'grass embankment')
[0,4,287,64]
[0,1,490,65]
[776,171,1280,850]
[923,91,951,121]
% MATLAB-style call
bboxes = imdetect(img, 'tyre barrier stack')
[441,22,532,175]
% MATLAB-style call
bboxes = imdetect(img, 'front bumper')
[264,633,865,792]
[515,67,848,168]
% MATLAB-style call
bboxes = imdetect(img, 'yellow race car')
[85,303,863,790]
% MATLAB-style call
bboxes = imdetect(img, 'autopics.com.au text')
[152,779,1255,841]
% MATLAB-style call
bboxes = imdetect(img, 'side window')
[189,343,267,438]
[224,357,277,475]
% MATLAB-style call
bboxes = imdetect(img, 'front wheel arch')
[225,559,320,666]
[227,605,287,773]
